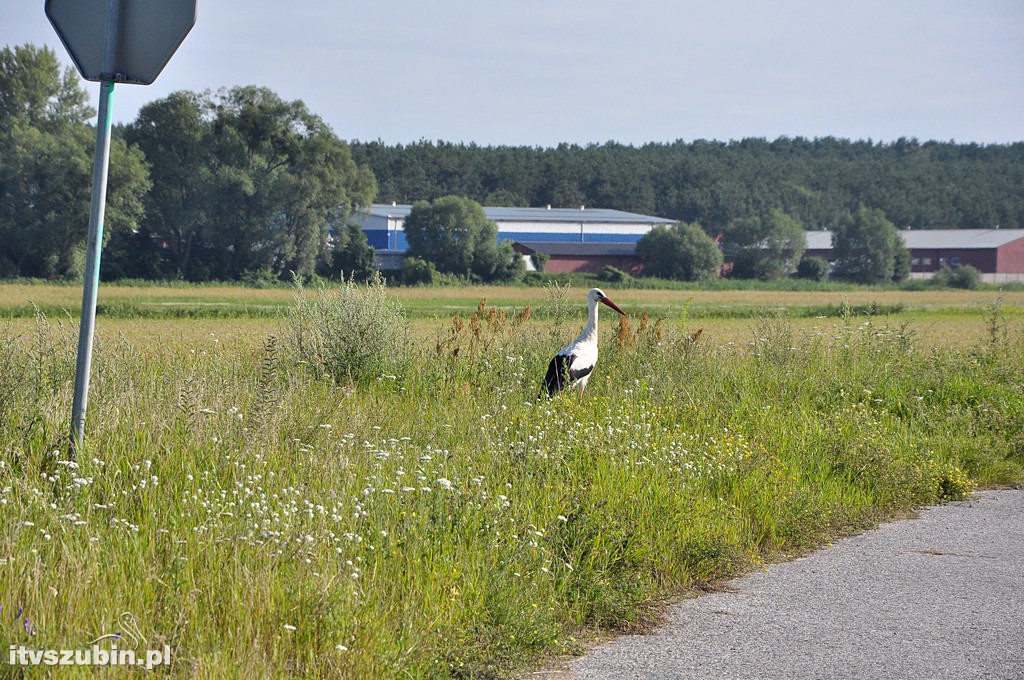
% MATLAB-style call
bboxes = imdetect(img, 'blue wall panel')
[365,229,639,252]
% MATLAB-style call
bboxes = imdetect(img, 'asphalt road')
[551,489,1024,680]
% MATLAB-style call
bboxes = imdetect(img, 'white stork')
[543,287,626,399]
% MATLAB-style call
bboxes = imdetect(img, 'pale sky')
[4,1,1023,146]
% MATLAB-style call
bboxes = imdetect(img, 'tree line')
[350,137,1024,232]
[3,43,1022,285]
[632,204,910,285]
[1,44,376,283]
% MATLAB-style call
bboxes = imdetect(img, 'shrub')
[241,266,283,288]
[402,196,524,282]
[721,209,806,281]
[931,264,980,290]
[287,274,410,384]
[531,251,549,273]
[832,207,906,284]
[401,256,435,286]
[636,223,722,281]
[599,265,631,283]
[796,255,830,282]
[320,222,377,282]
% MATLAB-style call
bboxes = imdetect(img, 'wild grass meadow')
[0,281,1022,677]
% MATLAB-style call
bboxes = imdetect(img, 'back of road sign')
[46,0,197,85]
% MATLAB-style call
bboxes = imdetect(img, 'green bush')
[287,274,410,384]
[796,255,830,282]
[531,251,549,273]
[636,222,723,281]
[241,266,283,288]
[931,264,981,290]
[599,265,631,283]
[401,256,435,286]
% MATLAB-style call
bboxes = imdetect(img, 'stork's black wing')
[543,353,594,396]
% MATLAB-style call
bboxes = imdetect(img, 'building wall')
[808,245,1020,275]
[806,231,1024,275]
[996,239,1024,274]
[545,256,644,275]
[361,214,406,250]
[909,248,997,273]
[363,220,653,250]
[498,221,655,243]
[982,273,1024,283]
[354,204,669,254]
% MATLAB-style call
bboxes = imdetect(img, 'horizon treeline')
[349,137,1024,231]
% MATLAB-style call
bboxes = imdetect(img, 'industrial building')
[354,204,674,274]
[805,229,1024,282]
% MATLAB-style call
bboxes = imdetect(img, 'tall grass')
[0,285,1021,677]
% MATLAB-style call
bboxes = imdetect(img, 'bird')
[543,287,626,399]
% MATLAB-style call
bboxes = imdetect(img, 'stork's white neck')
[575,297,601,345]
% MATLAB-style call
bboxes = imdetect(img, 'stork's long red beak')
[601,296,626,316]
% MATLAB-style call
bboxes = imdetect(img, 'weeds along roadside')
[0,285,1021,678]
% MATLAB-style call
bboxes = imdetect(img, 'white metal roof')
[804,231,833,250]
[806,229,1024,250]
[362,204,675,225]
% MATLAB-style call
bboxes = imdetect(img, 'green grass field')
[3,281,1022,346]
[1,281,1022,677]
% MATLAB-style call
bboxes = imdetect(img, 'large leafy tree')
[403,195,523,282]
[721,208,806,280]
[832,206,909,284]
[0,43,91,132]
[123,86,376,280]
[470,229,525,283]
[117,91,210,279]
[635,222,722,281]
[0,44,149,278]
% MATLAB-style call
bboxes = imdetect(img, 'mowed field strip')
[1,283,1021,349]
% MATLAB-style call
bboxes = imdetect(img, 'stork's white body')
[543,288,625,398]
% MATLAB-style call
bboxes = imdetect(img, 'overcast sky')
[5,1,1023,147]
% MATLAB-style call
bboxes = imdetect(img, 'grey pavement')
[551,489,1024,680]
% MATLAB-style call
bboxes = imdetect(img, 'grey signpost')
[46,0,197,457]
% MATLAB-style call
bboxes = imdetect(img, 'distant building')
[353,203,674,273]
[805,229,1024,282]
[354,205,1024,282]
[512,242,644,275]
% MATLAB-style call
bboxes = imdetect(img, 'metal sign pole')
[69,78,115,459]
[47,0,196,457]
